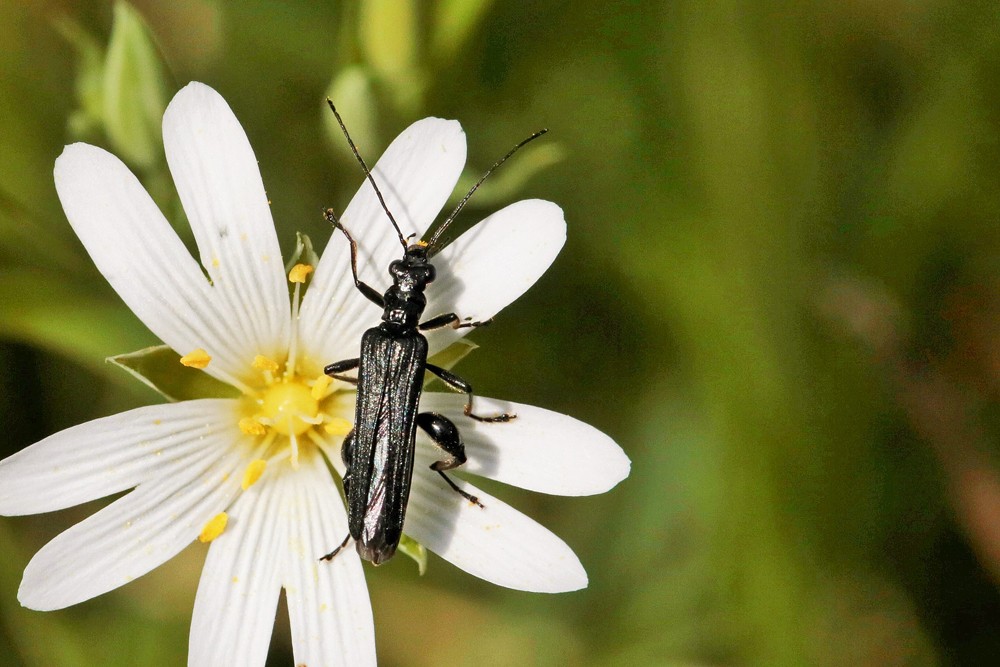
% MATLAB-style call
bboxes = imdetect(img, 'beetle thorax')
[380,245,435,330]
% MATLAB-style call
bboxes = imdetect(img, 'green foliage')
[102,1,169,169]
[426,338,478,377]
[1,1,999,665]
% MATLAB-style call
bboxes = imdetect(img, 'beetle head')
[389,244,435,291]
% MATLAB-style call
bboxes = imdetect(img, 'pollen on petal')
[288,263,314,283]
[311,374,333,400]
[180,348,211,369]
[242,459,267,490]
[198,512,229,543]
[252,355,280,372]
[324,416,353,436]
[238,417,267,436]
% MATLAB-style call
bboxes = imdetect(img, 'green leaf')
[102,1,169,169]
[108,345,239,402]
[0,525,187,667]
[0,188,86,274]
[397,534,428,575]
[425,338,478,388]
[0,268,151,374]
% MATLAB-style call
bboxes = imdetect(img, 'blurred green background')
[1,1,999,665]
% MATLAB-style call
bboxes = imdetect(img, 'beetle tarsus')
[464,402,516,423]
[436,469,484,508]
[320,533,351,561]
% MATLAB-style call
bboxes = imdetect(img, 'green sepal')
[284,232,320,275]
[102,1,169,169]
[397,534,428,575]
[424,338,478,388]
[107,345,239,402]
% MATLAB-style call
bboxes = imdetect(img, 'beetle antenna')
[326,99,408,249]
[425,128,548,252]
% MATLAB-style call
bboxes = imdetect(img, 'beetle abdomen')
[347,326,428,562]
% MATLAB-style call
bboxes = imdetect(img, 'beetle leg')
[340,429,356,492]
[324,357,360,384]
[319,533,352,561]
[416,412,484,508]
[424,363,516,423]
[320,430,357,562]
[418,312,492,331]
[324,209,385,308]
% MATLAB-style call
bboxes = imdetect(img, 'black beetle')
[320,102,545,564]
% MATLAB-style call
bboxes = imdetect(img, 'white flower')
[0,82,630,666]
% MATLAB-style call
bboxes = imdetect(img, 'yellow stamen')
[288,263,314,284]
[252,355,280,372]
[311,374,333,400]
[415,240,429,247]
[180,348,211,369]
[242,459,267,490]
[238,417,267,436]
[324,416,353,436]
[198,512,229,543]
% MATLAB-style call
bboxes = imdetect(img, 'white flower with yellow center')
[0,82,629,666]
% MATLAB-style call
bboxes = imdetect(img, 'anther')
[288,263,314,284]
[238,417,267,436]
[198,512,229,543]
[242,460,267,490]
[324,416,353,436]
[252,355,280,373]
[180,348,211,369]
[311,374,333,400]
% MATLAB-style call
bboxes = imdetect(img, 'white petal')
[189,463,288,667]
[423,199,566,355]
[54,143,253,384]
[18,429,261,611]
[417,394,629,496]
[307,431,347,479]
[284,456,375,667]
[163,82,290,363]
[404,454,587,593]
[298,118,466,368]
[0,399,240,515]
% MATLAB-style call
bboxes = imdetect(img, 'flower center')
[260,381,319,436]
